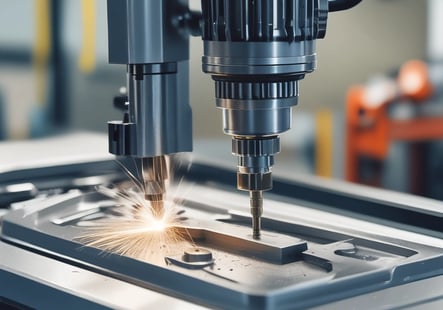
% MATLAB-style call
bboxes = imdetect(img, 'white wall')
[0,1,34,48]
[428,0,443,61]
[302,0,427,111]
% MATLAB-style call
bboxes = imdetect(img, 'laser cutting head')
[107,0,193,159]
[106,0,196,216]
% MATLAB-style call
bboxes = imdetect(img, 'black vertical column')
[50,0,68,127]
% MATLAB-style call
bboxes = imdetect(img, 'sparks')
[77,156,194,265]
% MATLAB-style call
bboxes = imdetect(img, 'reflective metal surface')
[2,162,443,309]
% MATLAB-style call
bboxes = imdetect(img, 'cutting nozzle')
[142,156,168,218]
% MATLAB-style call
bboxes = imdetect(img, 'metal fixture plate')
[2,177,443,309]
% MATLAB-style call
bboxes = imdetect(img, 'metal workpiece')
[2,170,443,309]
[0,241,204,310]
[108,61,192,157]
[181,218,308,264]
[166,220,307,268]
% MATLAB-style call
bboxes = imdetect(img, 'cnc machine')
[2,1,443,309]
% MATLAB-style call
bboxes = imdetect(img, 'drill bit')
[142,156,168,218]
[250,190,263,239]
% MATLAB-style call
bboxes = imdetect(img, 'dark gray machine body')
[107,0,193,158]
[1,159,443,309]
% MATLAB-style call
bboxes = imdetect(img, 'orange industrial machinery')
[346,60,443,196]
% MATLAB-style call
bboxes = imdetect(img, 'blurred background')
[0,0,442,199]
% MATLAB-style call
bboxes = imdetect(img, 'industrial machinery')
[3,1,443,309]
[1,146,443,309]
[346,60,443,199]
[107,0,361,238]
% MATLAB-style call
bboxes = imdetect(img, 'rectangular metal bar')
[178,219,307,264]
